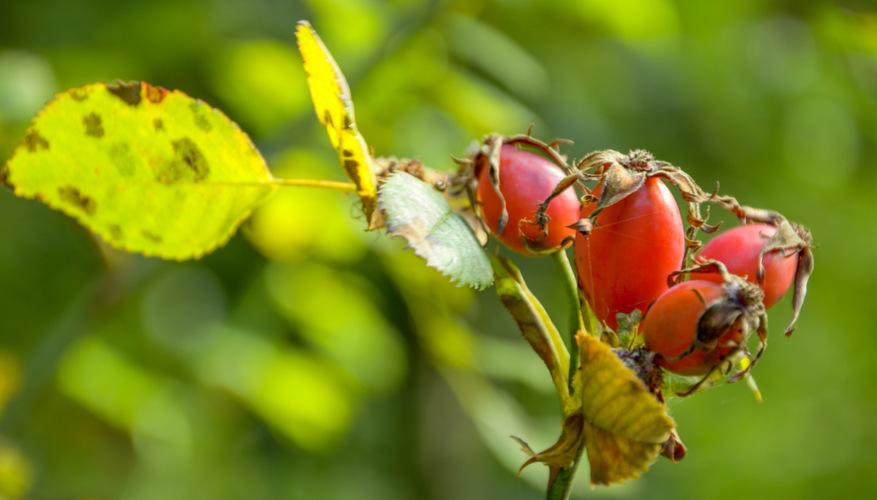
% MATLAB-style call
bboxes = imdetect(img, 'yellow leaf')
[295,21,378,226]
[577,332,675,486]
[582,420,663,486]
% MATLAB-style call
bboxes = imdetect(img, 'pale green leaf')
[378,171,492,290]
[2,81,276,260]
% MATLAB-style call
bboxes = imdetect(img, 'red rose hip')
[643,277,765,377]
[699,223,800,309]
[574,176,684,331]
[476,144,580,256]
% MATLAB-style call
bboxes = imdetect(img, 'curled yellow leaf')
[295,21,378,226]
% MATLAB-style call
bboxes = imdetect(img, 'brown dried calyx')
[757,219,814,336]
[696,203,815,336]
[460,133,583,247]
[669,260,769,389]
[568,149,722,265]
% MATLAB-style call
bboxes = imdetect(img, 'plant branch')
[549,249,589,499]
[553,249,583,386]
[546,440,587,500]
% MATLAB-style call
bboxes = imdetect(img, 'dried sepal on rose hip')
[571,149,722,257]
[643,261,768,395]
[697,218,814,336]
[572,150,687,331]
[468,134,581,256]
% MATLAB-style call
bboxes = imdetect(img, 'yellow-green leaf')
[3,81,276,260]
[295,21,378,226]
[577,332,675,486]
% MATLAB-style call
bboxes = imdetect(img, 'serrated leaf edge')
[377,171,493,290]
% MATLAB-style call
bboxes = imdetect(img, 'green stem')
[546,440,587,500]
[548,249,588,499]
[553,249,584,385]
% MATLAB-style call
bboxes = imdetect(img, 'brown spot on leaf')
[343,159,359,171]
[156,161,185,184]
[58,186,97,216]
[171,138,209,181]
[106,81,142,106]
[342,149,354,158]
[108,224,123,241]
[83,113,105,138]
[189,102,212,133]
[24,130,49,152]
[141,230,163,243]
[70,88,90,101]
[194,114,211,132]
[343,115,352,130]
[144,83,168,103]
[153,118,164,131]
[0,165,12,189]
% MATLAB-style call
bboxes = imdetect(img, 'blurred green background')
[1,0,875,499]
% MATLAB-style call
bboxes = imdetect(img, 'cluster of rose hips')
[464,134,814,396]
